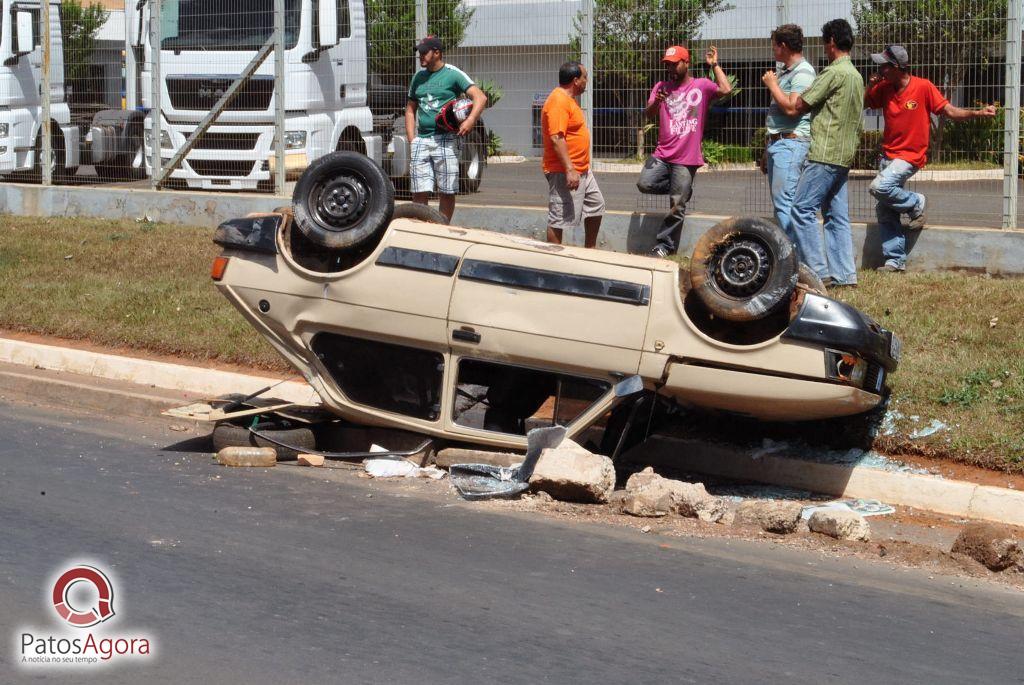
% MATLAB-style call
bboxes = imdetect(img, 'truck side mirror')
[14,10,35,55]
[318,1,338,47]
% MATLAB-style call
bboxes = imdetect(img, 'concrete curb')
[0,337,318,405]
[626,437,1024,528]
[2,336,1022,528]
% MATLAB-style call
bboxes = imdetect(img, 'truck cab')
[128,0,378,190]
[0,0,78,176]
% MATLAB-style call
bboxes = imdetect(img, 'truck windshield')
[161,0,301,51]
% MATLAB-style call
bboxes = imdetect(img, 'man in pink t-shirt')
[637,45,732,257]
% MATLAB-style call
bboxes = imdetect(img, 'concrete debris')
[735,500,803,534]
[528,442,615,504]
[621,468,727,522]
[436,447,521,470]
[808,510,871,541]
[216,446,277,467]
[951,523,1022,572]
[297,454,325,467]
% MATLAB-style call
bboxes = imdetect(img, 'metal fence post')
[150,0,162,189]
[775,0,787,29]
[580,0,594,158]
[415,0,427,40]
[1002,0,1021,230]
[41,0,52,186]
[274,0,286,196]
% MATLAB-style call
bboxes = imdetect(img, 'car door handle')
[452,328,481,343]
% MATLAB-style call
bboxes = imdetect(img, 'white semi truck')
[0,0,142,179]
[128,0,486,191]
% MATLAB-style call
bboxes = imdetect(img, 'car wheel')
[689,216,798,322]
[391,202,449,224]
[459,128,485,193]
[212,419,317,461]
[797,262,827,295]
[292,151,395,250]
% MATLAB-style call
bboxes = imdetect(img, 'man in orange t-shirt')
[864,44,996,271]
[541,61,604,247]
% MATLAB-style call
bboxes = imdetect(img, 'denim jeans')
[789,160,857,284]
[636,156,699,253]
[870,156,921,269]
[765,137,810,240]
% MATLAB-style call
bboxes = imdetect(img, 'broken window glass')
[312,333,443,421]
[453,359,610,436]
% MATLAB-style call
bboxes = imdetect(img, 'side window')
[338,0,350,38]
[312,333,443,421]
[453,359,610,436]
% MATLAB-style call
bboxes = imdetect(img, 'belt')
[767,132,804,143]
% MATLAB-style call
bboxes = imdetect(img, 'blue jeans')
[636,156,698,254]
[870,156,922,269]
[765,137,810,239]
[789,161,857,284]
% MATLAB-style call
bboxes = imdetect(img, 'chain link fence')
[4,0,1021,229]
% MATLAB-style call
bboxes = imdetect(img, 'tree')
[60,0,108,103]
[365,0,474,85]
[852,0,1006,160]
[570,0,732,154]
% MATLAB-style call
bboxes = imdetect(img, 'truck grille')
[186,160,257,177]
[166,76,274,112]
[186,132,260,151]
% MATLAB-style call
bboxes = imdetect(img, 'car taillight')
[211,256,230,281]
[825,350,868,386]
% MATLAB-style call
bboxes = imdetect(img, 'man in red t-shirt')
[864,44,996,271]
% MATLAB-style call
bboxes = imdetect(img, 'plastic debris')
[801,498,895,520]
[908,419,947,440]
[363,459,447,480]
[450,426,566,500]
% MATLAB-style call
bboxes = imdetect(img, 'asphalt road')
[1,400,1022,684]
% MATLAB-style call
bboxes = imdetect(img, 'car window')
[312,333,442,421]
[453,359,610,436]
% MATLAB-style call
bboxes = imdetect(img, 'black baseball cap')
[415,36,444,54]
[871,44,910,69]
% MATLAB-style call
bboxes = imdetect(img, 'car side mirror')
[318,1,338,47]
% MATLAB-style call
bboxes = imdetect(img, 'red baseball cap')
[662,46,690,63]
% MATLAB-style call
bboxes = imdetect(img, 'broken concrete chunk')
[621,468,727,522]
[435,448,521,470]
[735,500,804,534]
[217,446,277,467]
[528,444,615,503]
[297,454,325,467]
[951,523,1022,572]
[674,481,728,523]
[808,510,870,541]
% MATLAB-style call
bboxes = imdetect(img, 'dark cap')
[871,44,909,69]
[415,35,444,54]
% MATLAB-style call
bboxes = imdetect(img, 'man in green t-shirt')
[405,36,487,221]
[764,18,864,288]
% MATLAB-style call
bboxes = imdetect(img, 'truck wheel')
[391,202,449,225]
[292,151,395,250]
[31,131,68,183]
[212,419,317,461]
[690,216,798,322]
[459,129,486,193]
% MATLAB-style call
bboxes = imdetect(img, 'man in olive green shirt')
[764,18,864,287]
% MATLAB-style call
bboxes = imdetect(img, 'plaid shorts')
[410,134,463,194]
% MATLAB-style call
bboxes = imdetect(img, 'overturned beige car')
[210,153,900,452]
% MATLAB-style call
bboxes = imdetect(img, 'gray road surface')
[1,401,1022,684]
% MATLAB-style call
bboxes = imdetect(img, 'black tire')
[292,151,395,250]
[391,202,449,225]
[797,262,827,295]
[690,216,798,322]
[31,130,69,183]
[459,128,486,193]
[212,420,317,461]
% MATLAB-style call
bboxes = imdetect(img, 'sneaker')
[650,245,671,258]
[876,263,905,273]
[908,195,927,230]
[821,276,835,288]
